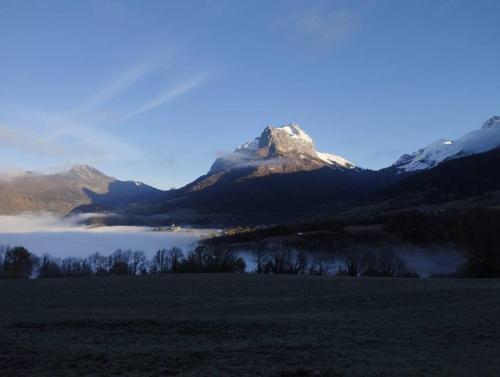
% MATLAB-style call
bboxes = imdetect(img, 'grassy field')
[1,275,500,377]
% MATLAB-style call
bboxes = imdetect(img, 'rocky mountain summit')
[134,123,379,225]
[209,123,354,175]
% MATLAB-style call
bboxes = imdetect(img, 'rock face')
[209,123,354,175]
[394,116,500,172]
[0,165,164,215]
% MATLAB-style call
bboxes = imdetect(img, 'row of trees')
[251,245,418,277]
[387,209,500,277]
[0,246,246,279]
[0,244,419,279]
[338,248,418,277]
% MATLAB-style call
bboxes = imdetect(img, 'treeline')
[0,245,246,279]
[207,208,500,278]
[0,244,422,279]
[251,245,418,277]
[386,209,500,278]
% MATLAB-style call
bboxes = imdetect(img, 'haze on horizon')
[0,0,499,189]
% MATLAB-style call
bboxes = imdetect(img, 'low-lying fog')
[0,214,466,277]
[0,214,210,258]
[237,245,465,278]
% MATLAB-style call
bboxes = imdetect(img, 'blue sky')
[0,0,499,189]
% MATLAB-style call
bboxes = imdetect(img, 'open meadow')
[1,275,500,376]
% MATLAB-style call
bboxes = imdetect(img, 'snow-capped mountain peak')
[277,123,313,143]
[210,123,355,174]
[482,116,500,129]
[394,116,500,172]
[237,138,260,152]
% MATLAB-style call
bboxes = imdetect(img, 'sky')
[0,0,499,189]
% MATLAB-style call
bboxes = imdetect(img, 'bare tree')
[60,257,92,277]
[38,253,62,278]
[150,249,169,273]
[131,250,147,275]
[88,252,109,275]
[167,247,184,273]
[109,249,132,275]
[252,246,271,273]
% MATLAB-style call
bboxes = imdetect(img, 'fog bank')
[0,214,209,258]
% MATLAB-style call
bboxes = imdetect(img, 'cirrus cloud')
[278,6,360,50]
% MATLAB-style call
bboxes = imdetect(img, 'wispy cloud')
[80,60,162,111]
[36,111,143,163]
[0,108,142,164]
[279,7,360,50]
[128,74,209,118]
[0,57,209,173]
[0,123,65,156]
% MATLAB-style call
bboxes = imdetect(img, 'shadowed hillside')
[0,165,165,215]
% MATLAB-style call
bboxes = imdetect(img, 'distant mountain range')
[1,117,499,225]
[0,164,165,215]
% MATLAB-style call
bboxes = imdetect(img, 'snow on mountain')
[316,151,354,168]
[277,123,314,144]
[482,115,500,129]
[394,116,500,172]
[209,123,354,174]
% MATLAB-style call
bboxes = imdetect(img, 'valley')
[1,119,499,278]
[2,4,499,376]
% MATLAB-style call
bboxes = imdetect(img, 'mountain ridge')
[0,165,165,215]
[393,116,500,172]
[1,117,500,225]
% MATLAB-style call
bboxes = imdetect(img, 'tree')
[184,247,206,272]
[252,246,271,273]
[150,249,171,273]
[0,245,6,276]
[234,257,247,273]
[292,252,308,274]
[60,257,92,277]
[167,247,184,273]
[88,252,109,275]
[131,250,147,275]
[346,261,359,277]
[38,253,62,278]
[3,247,38,279]
[109,249,132,275]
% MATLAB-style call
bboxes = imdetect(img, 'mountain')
[135,119,500,226]
[135,124,396,225]
[369,146,500,210]
[393,116,500,172]
[4,119,499,226]
[209,123,354,174]
[186,123,356,193]
[0,164,165,215]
